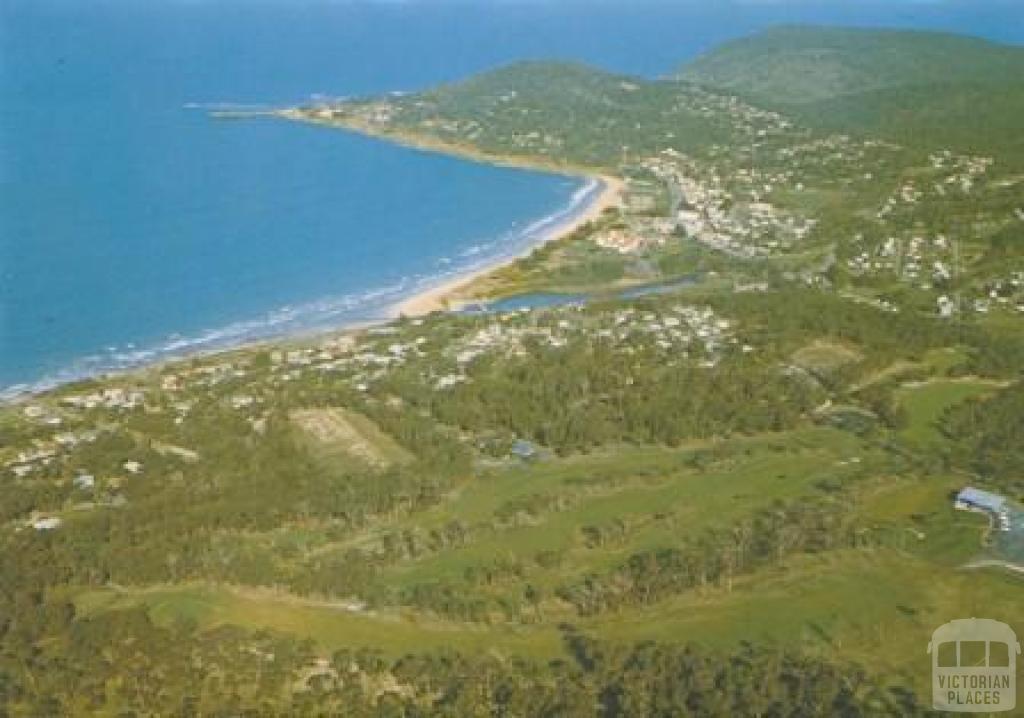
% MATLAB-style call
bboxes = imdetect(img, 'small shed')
[511,440,538,461]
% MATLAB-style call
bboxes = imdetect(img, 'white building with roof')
[954,487,1007,515]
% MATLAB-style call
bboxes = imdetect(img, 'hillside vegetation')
[678,26,1024,103]
[678,25,1024,162]
[304,60,801,171]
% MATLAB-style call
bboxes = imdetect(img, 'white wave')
[1,177,604,402]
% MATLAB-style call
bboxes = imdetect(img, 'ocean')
[2,0,1021,395]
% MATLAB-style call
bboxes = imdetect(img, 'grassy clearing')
[853,474,989,565]
[67,423,1019,698]
[894,378,1001,448]
[849,360,922,394]
[291,407,413,468]
[582,546,1023,695]
[65,422,1022,709]
[921,347,970,375]
[75,584,562,660]
[371,428,886,593]
[75,543,1021,698]
[849,347,969,394]
[792,339,863,374]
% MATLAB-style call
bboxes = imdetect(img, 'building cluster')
[4,411,104,479]
[675,87,793,140]
[844,149,1024,319]
[59,386,146,412]
[591,217,677,254]
[633,151,815,259]
[775,135,898,172]
[978,271,1024,315]
[927,151,994,194]
[426,302,751,390]
[2,416,131,531]
[592,228,650,254]
[879,152,994,223]
[301,101,400,128]
[845,234,955,291]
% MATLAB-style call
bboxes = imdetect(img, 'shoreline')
[274,108,616,181]
[275,109,624,317]
[390,174,622,317]
[1,120,621,403]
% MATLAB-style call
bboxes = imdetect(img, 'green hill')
[380,60,745,167]
[796,79,1024,160]
[315,59,812,171]
[678,25,1024,161]
[678,25,1024,104]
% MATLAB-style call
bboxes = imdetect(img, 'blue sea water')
[2,0,1021,395]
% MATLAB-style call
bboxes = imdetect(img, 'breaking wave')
[1,176,602,401]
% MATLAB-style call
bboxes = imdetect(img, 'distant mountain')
[678,25,1024,104]
[325,28,1024,166]
[677,25,1024,161]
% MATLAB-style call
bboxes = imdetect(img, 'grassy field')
[50,315,1019,702]
[371,429,885,596]
[65,411,1023,705]
[74,584,563,660]
[792,340,863,378]
[72,543,1024,699]
[73,477,1018,696]
[894,378,1002,449]
[848,347,969,394]
[291,407,413,468]
[584,546,1023,694]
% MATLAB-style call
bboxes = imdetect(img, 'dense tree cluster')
[557,494,859,615]
[0,580,930,717]
[1,400,468,597]
[380,336,822,456]
[942,381,1024,499]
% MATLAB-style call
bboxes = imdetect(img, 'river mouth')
[459,275,703,315]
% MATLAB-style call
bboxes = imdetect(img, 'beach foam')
[0,177,601,402]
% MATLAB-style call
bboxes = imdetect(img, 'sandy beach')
[277,108,626,318]
[391,174,623,317]
[0,115,623,402]
[0,172,622,404]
